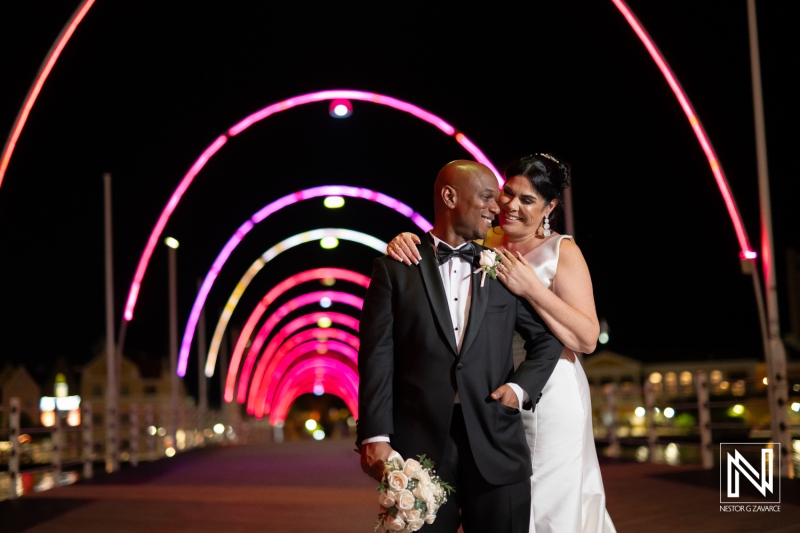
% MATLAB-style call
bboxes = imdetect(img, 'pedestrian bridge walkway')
[1,438,797,532]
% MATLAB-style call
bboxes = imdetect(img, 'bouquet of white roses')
[374,451,454,532]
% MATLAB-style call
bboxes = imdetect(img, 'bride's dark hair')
[502,153,571,228]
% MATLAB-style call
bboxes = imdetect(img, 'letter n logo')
[720,443,780,504]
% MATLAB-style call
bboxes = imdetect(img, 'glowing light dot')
[324,196,345,208]
[164,236,180,249]
[313,429,326,440]
[320,277,336,287]
[762,377,768,385]
[320,297,332,308]
[790,402,799,412]
[165,447,176,457]
[313,382,325,396]
[305,419,318,431]
[731,404,745,415]
[213,423,225,435]
[320,236,339,249]
[663,407,675,418]
[598,332,609,344]
[317,316,332,328]
[634,407,646,417]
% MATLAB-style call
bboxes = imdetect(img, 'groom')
[357,160,563,532]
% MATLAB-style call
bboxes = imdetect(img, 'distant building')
[0,363,41,429]
[79,349,191,460]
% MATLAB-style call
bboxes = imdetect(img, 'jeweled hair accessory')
[536,152,560,164]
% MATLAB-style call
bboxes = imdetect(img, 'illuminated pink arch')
[1,2,755,263]
[253,340,358,420]
[211,228,381,385]
[252,327,361,418]
[244,312,360,408]
[121,90,500,330]
[239,291,363,404]
[0,0,96,187]
[221,268,368,395]
[270,359,360,426]
[201,188,414,379]
[246,327,359,415]
[610,0,755,258]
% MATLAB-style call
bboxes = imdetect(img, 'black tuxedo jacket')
[357,240,563,486]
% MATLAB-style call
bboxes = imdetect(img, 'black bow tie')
[436,242,476,265]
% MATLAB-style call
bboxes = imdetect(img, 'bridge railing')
[0,397,235,501]
[591,370,800,469]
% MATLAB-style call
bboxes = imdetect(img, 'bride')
[388,153,616,533]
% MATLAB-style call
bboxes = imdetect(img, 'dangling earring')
[542,214,551,237]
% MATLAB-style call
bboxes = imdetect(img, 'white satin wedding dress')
[512,234,616,533]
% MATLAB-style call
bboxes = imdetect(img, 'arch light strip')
[243,313,360,407]
[251,326,361,417]
[185,227,381,377]
[270,360,360,425]
[2,5,757,269]
[611,0,756,259]
[122,90,495,325]
[0,0,96,188]
[209,267,368,377]
[254,341,358,419]
[195,188,420,378]
[237,291,363,403]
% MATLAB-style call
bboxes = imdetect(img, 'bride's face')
[498,175,553,237]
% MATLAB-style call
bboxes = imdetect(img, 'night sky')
[1,1,798,398]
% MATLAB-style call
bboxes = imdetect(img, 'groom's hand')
[490,384,520,409]
[361,441,394,481]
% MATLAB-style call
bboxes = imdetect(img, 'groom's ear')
[441,185,457,209]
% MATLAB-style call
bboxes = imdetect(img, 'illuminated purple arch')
[121,90,500,329]
[244,312,360,408]
[2,4,756,264]
[211,228,381,393]
[238,291,363,403]
[199,187,421,380]
[222,268,369,400]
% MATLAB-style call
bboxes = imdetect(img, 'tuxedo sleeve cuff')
[506,382,527,411]
[362,435,391,444]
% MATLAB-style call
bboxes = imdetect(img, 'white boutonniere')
[473,249,500,287]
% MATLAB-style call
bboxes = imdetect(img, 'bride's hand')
[495,249,536,297]
[387,232,421,265]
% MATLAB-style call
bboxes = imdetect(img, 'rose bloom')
[401,509,421,521]
[415,468,431,485]
[425,514,437,525]
[406,517,425,531]
[378,490,396,508]
[478,250,497,268]
[396,489,416,511]
[387,471,409,491]
[385,514,405,532]
[413,482,433,502]
[402,458,422,477]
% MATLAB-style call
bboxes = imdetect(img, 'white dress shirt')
[362,235,524,445]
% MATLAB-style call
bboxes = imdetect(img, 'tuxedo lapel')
[460,268,488,356]
[418,242,459,355]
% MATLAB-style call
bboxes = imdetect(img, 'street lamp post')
[165,236,180,453]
